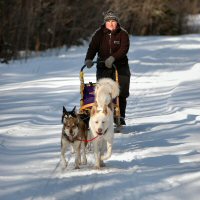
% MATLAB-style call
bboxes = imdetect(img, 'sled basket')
[80,81,96,111]
[79,61,121,126]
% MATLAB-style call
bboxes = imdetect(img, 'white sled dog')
[61,106,88,169]
[95,78,120,109]
[89,78,120,169]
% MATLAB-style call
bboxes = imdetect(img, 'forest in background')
[0,0,200,62]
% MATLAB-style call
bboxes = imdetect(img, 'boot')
[119,97,127,125]
[120,117,126,125]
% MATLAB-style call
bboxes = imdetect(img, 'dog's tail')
[96,78,120,99]
[101,140,113,161]
[110,79,120,99]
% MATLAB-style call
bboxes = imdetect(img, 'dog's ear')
[63,106,67,114]
[90,107,96,116]
[108,102,113,111]
[103,104,108,115]
[72,106,77,115]
[62,106,68,123]
[90,102,97,116]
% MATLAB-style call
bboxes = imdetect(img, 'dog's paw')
[95,166,100,170]
[94,165,102,170]
[74,166,80,170]
[60,163,68,171]
[100,162,106,167]
[61,159,68,167]
[82,159,87,165]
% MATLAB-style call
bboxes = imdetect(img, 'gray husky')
[61,106,88,169]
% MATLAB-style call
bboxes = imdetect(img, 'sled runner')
[79,61,121,127]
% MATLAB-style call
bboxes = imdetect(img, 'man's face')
[105,20,117,31]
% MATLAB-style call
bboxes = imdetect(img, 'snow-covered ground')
[0,35,200,200]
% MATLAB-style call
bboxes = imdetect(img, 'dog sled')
[79,61,121,127]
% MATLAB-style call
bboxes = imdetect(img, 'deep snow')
[0,35,200,200]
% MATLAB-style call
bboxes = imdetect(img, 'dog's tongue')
[69,135,74,141]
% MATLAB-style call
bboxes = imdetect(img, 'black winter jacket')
[85,24,130,77]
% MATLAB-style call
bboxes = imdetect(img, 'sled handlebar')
[81,61,97,71]
[81,61,116,72]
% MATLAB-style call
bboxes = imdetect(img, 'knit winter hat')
[103,10,119,22]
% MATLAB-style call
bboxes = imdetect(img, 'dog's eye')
[95,121,98,124]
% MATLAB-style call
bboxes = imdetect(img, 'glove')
[85,59,93,68]
[105,56,115,68]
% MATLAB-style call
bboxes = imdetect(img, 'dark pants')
[96,67,130,119]
[118,74,130,118]
[119,96,127,118]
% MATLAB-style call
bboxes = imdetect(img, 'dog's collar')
[104,128,108,135]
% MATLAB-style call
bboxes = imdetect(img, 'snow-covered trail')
[1,35,200,200]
